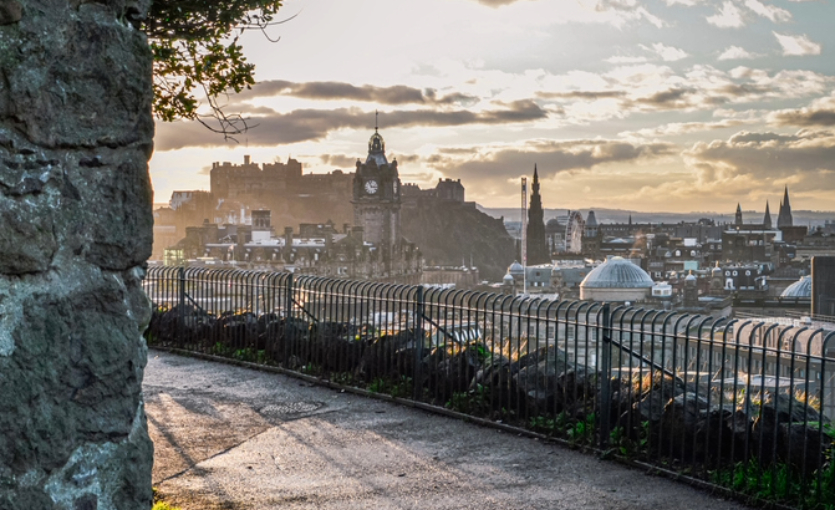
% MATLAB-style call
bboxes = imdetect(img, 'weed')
[446,384,489,415]
[567,413,596,445]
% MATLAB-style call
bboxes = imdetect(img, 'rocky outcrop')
[0,1,154,508]
[401,199,515,282]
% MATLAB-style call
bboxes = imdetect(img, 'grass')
[152,488,182,510]
[152,503,181,510]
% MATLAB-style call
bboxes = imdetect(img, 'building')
[352,126,403,273]
[579,256,654,303]
[163,127,423,283]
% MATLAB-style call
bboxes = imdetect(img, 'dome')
[503,274,515,283]
[685,272,697,282]
[366,131,388,166]
[781,275,811,298]
[711,263,722,276]
[580,257,654,289]
[508,261,524,276]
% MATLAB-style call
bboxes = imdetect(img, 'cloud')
[536,90,627,100]
[768,94,835,127]
[685,129,835,188]
[604,56,649,64]
[235,80,478,106]
[743,0,791,22]
[643,43,689,62]
[593,0,667,27]
[318,154,359,168]
[718,46,762,60]
[428,138,677,182]
[634,87,697,108]
[155,101,548,151]
[621,118,757,138]
[707,2,746,28]
[773,32,822,56]
[472,0,524,5]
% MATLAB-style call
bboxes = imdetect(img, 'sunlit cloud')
[707,1,746,28]
[743,0,791,22]
[643,43,689,62]
[155,101,549,151]
[234,80,478,106]
[718,46,762,61]
[767,94,835,127]
[620,118,758,138]
[773,32,822,56]
[605,55,649,64]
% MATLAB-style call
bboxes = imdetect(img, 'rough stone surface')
[0,0,22,25]
[0,1,154,508]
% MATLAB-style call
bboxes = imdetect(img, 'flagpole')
[521,177,527,295]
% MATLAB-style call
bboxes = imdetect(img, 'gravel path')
[145,350,750,510]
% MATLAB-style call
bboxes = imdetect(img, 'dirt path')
[145,350,749,510]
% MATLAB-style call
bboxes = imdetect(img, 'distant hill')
[402,201,515,282]
[480,206,835,228]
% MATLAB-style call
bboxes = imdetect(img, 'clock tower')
[352,124,402,268]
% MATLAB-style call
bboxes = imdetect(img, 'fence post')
[413,285,425,401]
[177,267,186,340]
[599,303,612,450]
[284,273,294,365]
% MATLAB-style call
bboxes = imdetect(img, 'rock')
[513,346,579,414]
[0,0,154,506]
[400,198,515,281]
[426,342,485,401]
[355,328,428,383]
[0,0,22,25]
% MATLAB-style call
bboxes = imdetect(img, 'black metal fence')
[144,266,835,509]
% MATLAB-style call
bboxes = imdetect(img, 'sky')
[150,0,835,214]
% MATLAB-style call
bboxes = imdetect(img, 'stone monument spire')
[525,165,550,265]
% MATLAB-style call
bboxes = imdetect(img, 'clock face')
[364,179,378,194]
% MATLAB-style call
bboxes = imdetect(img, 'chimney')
[206,223,219,244]
[284,227,294,250]
[244,154,251,165]
[343,223,351,234]
[352,226,364,245]
[237,225,252,247]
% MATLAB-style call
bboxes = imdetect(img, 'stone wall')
[0,0,154,508]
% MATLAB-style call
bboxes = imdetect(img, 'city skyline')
[150,0,835,213]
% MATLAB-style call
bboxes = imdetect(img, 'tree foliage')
[142,1,287,137]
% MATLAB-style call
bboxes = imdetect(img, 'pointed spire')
[533,164,539,183]
[763,201,772,229]
[735,203,743,226]
[375,109,378,133]
[778,186,794,228]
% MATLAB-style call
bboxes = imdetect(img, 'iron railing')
[143,266,835,509]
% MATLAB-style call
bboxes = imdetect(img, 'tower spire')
[735,203,743,226]
[525,165,549,266]
[778,186,793,228]
[375,110,378,133]
[763,201,772,229]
